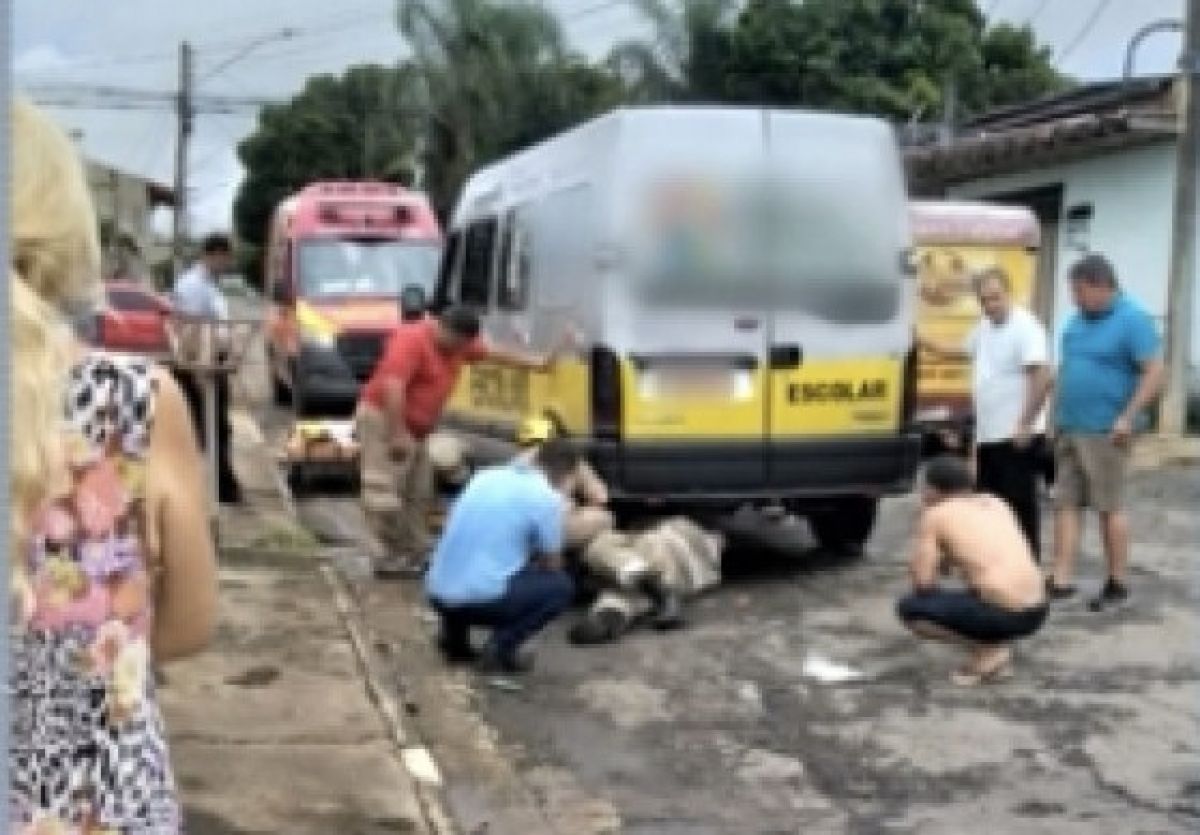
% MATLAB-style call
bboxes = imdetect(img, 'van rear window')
[634,177,902,324]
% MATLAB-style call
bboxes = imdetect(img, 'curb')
[242,404,458,835]
[320,565,458,835]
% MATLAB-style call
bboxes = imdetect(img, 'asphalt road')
[241,330,1200,834]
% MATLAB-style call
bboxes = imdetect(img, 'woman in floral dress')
[9,98,217,833]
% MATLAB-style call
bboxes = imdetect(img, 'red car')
[97,282,173,355]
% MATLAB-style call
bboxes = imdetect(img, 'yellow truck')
[910,200,1041,449]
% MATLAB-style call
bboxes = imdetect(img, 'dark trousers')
[436,568,574,660]
[173,369,240,499]
[976,437,1044,561]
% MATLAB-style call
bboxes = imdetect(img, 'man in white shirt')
[171,233,240,503]
[919,267,1053,560]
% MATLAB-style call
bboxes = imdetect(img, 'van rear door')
[615,109,769,494]
[761,112,914,492]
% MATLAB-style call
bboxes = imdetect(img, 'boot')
[568,609,627,645]
[639,577,685,631]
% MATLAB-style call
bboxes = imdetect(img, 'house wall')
[86,160,162,283]
[946,142,1194,365]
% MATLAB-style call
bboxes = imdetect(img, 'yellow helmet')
[516,415,555,446]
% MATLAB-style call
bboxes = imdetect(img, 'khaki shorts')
[1054,434,1131,512]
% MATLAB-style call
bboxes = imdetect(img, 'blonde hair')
[10,98,102,554]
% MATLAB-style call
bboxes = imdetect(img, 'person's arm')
[486,324,580,372]
[1112,315,1166,445]
[1113,358,1165,445]
[908,511,942,592]
[145,370,218,662]
[530,491,566,572]
[382,377,414,455]
[1014,317,1053,447]
[575,461,609,507]
[377,331,419,451]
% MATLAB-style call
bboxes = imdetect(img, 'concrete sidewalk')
[157,406,444,835]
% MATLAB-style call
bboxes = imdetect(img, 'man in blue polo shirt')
[425,438,578,673]
[1049,255,1164,612]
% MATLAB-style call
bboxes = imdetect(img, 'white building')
[84,158,175,286]
[906,75,1195,374]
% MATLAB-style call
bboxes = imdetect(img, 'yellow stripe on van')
[443,357,592,438]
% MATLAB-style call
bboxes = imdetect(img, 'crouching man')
[897,456,1048,686]
[514,414,614,551]
[569,517,724,645]
[424,438,580,674]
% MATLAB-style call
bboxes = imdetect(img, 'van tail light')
[590,344,623,441]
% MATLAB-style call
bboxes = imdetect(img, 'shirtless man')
[897,455,1047,685]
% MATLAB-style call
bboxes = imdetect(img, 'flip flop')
[951,660,1014,687]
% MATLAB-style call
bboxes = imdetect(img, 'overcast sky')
[13,0,1188,235]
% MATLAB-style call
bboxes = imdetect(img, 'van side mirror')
[272,283,296,306]
[400,284,428,321]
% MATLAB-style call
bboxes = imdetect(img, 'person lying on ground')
[424,437,580,674]
[896,455,1047,686]
[569,517,725,645]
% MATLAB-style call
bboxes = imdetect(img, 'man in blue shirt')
[425,438,579,673]
[1049,255,1164,611]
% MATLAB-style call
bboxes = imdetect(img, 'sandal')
[951,662,1014,687]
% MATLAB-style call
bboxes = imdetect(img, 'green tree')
[720,0,1066,121]
[608,0,738,103]
[232,63,424,282]
[399,0,623,214]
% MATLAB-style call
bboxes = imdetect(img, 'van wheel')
[806,497,878,557]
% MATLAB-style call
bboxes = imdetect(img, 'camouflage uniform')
[569,516,724,644]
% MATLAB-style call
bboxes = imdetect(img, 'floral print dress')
[10,355,180,834]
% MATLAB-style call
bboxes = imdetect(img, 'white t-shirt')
[964,306,1049,444]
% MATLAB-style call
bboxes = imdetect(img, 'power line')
[1058,0,1116,64]
[1024,0,1052,26]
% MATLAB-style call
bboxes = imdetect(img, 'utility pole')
[939,74,958,147]
[172,41,193,277]
[110,167,120,280]
[1162,0,1199,436]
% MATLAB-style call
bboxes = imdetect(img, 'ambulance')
[435,107,921,553]
[264,181,442,416]
[910,200,1041,450]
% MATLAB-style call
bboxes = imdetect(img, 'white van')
[436,107,919,554]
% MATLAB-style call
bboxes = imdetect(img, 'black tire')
[806,496,878,557]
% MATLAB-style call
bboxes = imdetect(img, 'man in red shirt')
[356,305,573,578]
